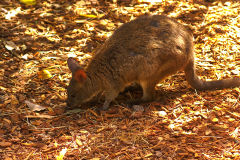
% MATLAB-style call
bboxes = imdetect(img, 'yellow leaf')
[38,69,53,80]
[138,0,162,2]
[195,153,199,157]
[80,14,97,18]
[20,0,36,5]
[54,141,58,148]
[235,88,240,92]
[76,139,83,146]
[79,130,89,134]
[56,148,67,160]
[144,153,153,158]
[22,143,34,146]
[213,106,222,111]
[212,118,218,122]
[79,14,104,19]
[228,118,235,122]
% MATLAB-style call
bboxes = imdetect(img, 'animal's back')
[87,15,194,88]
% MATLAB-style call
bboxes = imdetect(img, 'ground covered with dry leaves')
[1,0,240,159]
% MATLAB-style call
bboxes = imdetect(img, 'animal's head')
[67,58,92,107]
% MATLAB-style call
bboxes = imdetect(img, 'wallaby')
[67,14,240,110]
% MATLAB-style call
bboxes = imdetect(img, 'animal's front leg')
[102,89,119,110]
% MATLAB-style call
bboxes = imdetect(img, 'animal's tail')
[184,61,240,90]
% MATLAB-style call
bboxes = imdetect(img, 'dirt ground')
[0,0,240,159]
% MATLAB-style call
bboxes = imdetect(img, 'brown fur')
[67,15,240,110]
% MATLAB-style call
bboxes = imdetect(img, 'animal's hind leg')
[140,80,158,102]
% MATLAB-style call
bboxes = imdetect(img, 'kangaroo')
[67,14,240,110]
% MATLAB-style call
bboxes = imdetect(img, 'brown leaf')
[25,100,46,112]
[24,114,55,119]
[0,141,12,147]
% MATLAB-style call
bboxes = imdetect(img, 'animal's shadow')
[66,83,190,111]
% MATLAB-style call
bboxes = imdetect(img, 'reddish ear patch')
[74,69,87,83]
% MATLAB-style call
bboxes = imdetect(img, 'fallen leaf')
[144,153,153,158]
[38,69,53,80]
[56,148,67,160]
[157,111,167,117]
[0,141,12,147]
[132,105,144,112]
[212,118,219,123]
[230,127,239,138]
[20,0,36,5]
[25,100,46,112]
[4,41,18,51]
[79,14,104,19]
[76,139,83,146]
[10,95,19,108]
[24,115,55,119]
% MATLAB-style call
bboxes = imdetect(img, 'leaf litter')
[0,0,240,159]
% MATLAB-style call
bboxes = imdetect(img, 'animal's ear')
[67,57,81,73]
[74,69,87,83]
